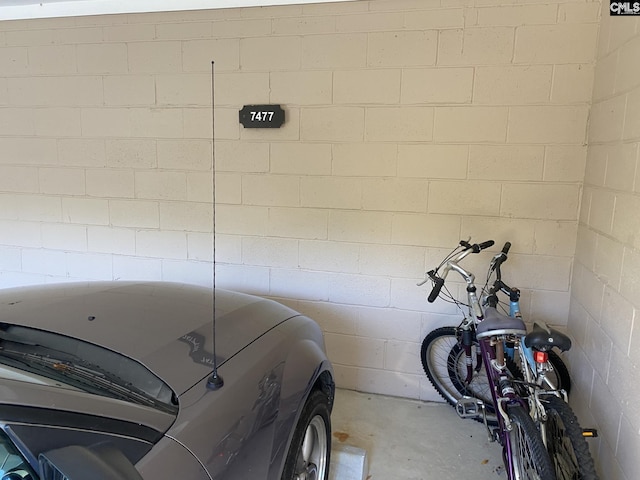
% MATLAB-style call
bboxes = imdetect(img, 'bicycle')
[485,242,599,480]
[422,241,597,480]
[419,239,556,480]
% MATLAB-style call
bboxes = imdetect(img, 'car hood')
[0,282,300,396]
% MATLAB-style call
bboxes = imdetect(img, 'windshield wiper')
[0,345,177,414]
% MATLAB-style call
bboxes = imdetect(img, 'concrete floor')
[329,389,505,480]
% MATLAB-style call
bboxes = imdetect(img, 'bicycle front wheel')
[541,396,599,480]
[507,404,556,480]
[420,327,494,412]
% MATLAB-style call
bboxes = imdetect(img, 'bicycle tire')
[541,395,599,480]
[547,351,571,395]
[507,404,556,480]
[421,327,493,409]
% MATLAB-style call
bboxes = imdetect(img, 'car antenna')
[207,60,223,391]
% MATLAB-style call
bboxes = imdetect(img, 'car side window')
[0,430,37,480]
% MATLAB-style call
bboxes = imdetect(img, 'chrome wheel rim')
[294,415,328,480]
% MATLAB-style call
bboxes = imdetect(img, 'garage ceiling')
[0,0,355,21]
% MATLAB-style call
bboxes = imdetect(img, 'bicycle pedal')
[583,428,598,438]
[455,396,485,419]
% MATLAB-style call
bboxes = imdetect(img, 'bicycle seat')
[524,322,571,352]
[476,307,527,339]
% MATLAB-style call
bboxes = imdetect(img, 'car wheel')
[281,389,331,480]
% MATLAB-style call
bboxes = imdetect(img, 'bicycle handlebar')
[425,239,494,303]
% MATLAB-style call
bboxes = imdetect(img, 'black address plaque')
[239,105,285,128]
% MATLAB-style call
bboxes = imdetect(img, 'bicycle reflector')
[534,351,549,363]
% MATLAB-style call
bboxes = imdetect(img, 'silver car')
[0,282,334,480]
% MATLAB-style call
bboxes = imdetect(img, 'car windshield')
[0,429,37,479]
[0,323,178,415]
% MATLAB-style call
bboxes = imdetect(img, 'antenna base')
[207,372,224,390]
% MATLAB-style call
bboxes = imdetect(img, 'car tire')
[281,389,331,480]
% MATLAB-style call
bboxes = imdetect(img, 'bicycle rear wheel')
[507,404,556,480]
[541,395,599,480]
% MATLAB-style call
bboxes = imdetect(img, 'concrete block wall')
[0,0,598,403]
[568,3,640,479]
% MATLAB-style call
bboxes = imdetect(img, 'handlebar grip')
[501,242,511,255]
[477,240,495,251]
[427,277,445,303]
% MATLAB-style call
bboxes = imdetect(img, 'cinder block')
[215,72,270,106]
[391,213,461,248]
[270,71,332,106]
[66,252,113,280]
[269,268,330,302]
[267,207,328,240]
[9,77,104,107]
[401,67,473,104]
[242,174,299,207]
[105,139,156,168]
[328,210,392,244]
[366,107,433,142]
[301,107,364,142]
[0,108,33,136]
[88,226,135,255]
[183,38,240,73]
[0,166,38,193]
[302,33,367,69]
[0,246,22,272]
[241,236,298,268]
[135,171,187,201]
[212,18,271,38]
[361,178,428,213]
[113,255,162,281]
[135,230,187,259]
[623,89,640,141]
[335,11,403,32]
[28,45,76,74]
[156,74,209,106]
[514,24,598,64]
[508,106,589,144]
[104,24,156,42]
[551,64,594,104]
[368,30,437,67]
[438,27,514,65]
[0,220,41,247]
[241,36,301,71]
[398,144,467,179]
[0,138,57,165]
[127,41,182,73]
[62,198,109,225]
[57,139,106,167]
[301,176,361,209]
[473,65,552,104]
[0,47,28,75]
[324,332,386,367]
[186,232,215,262]
[404,8,464,29]
[468,145,544,181]
[77,43,127,74]
[589,97,626,143]
[271,143,332,175]
[428,180,500,215]
[0,194,61,222]
[215,205,268,235]
[359,243,425,278]
[86,169,134,199]
[42,224,88,252]
[544,146,587,182]
[82,108,132,138]
[39,168,85,195]
[272,15,336,35]
[130,108,184,138]
[34,107,81,137]
[159,202,213,233]
[612,193,640,249]
[533,221,578,257]
[588,188,615,234]
[434,106,507,143]
[216,141,269,173]
[333,143,397,177]
[501,183,580,221]
[22,249,66,276]
[299,240,359,273]
[334,69,401,105]
[475,5,557,26]
[109,200,159,228]
[155,21,212,40]
[157,139,211,171]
